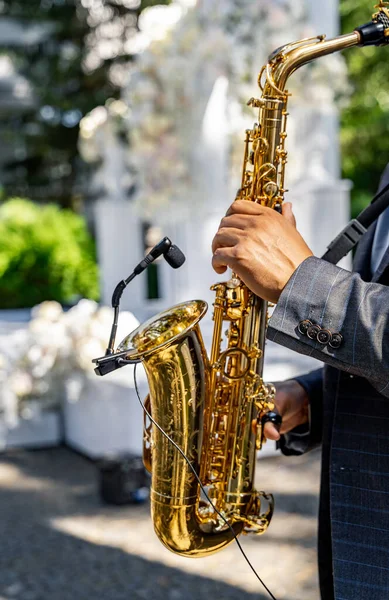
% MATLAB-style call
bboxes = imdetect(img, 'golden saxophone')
[114,4,389,557]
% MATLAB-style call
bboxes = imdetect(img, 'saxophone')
[115,5,389,557]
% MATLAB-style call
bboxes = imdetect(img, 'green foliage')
[340,1,389,216]
[0,198,99,309]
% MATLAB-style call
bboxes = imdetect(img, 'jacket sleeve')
[277,368,324,456]
[267,255,389,398]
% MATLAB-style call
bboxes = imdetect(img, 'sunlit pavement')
[0,447,321,600]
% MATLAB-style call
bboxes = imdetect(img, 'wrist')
[291,379,309,424]
[274,252,314,303]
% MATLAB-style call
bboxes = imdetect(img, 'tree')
[0,0,170,207]
[340,0,389,216]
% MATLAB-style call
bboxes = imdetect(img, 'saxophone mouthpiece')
[359,3,389,45]
[356,15,389,45]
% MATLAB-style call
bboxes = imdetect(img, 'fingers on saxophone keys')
[212,247,234,274]
[212,227,243,254]
[219,214,249,231]
[226,200,267,216]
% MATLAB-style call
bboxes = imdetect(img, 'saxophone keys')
[265,382,276,403]
[226,277,241,289]
[226,306,242,320]
[242,491,275,535]
[255,419,264,450]
[247,97,266,108]
[276,146,288,161]
[247,347,263,362]
[264,181,279,199]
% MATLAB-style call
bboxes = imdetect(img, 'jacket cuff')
[267,256,348,360]
[277,424,310,456]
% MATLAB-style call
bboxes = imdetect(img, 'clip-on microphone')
[93,237,185,376]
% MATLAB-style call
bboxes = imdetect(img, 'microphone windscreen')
[164,244,186,269]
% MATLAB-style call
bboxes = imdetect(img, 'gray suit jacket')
[267,164,389,600]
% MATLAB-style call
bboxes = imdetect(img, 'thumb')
[263,421,281,441]
[282,202,296,228]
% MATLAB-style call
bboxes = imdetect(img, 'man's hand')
[212,201,313,303]
[264,379,309,441]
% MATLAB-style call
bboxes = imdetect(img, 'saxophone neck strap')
[321,182,389,265]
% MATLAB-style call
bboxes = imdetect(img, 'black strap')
[322,182,389,265]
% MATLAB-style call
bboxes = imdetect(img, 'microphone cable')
[133,363,278,600]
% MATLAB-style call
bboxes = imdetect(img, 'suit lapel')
[353,163,389,281]
[372,243,389,282]
[353,218,389,284]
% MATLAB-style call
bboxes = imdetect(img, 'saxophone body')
[117,6,389,557]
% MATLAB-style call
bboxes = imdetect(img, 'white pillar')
[95,199,144,314]
[87,115,147,316]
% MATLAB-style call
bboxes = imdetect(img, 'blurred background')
[0,1,388,599]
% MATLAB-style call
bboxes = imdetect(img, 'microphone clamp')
[93,350,140,376]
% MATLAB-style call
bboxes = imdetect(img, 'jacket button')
[329,333,343,349]
[317,329,332,345]
[307,324,321,340]
[298,319,312,335]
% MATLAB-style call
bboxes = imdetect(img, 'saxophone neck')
[264,9,389,95]
[243,11,388,208]
[265,32,359,95]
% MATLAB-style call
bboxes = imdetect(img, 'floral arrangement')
[80,0,350,219]
[0,300,139,429]
[122,0,269,216]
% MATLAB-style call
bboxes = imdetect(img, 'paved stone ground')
[0,447,321,600]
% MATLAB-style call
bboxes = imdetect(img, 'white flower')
[31,301,63,322]
[65,372,86,404]
[0,298,141,425]
[74,338,105,371]
[0,353,7,370]
[9,371,33,398]
[138,4,184,43]
[1,387,19,428]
